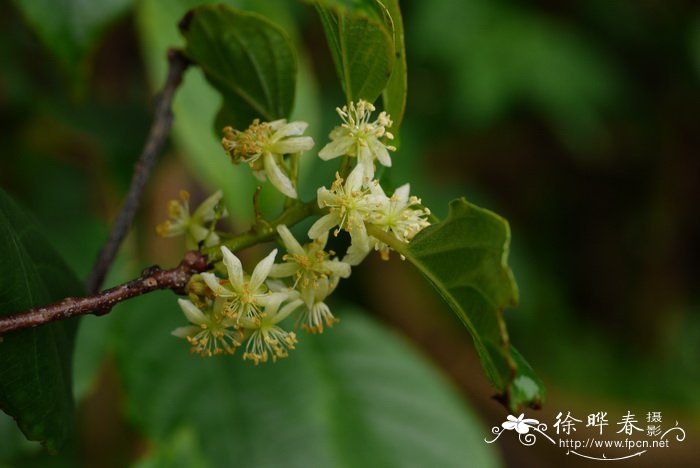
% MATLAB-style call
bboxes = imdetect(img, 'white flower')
[270,225,351,287]
[156,190,227,249]
[267,277,340,334]
[308,170,384,253]
[318,100,396,183]
[366,182,431,260]
[342,182,431,265]
[201,246,291,321]
[171,298,242,357]
[267,224,349,335]
[239,296,303,364]
[298,276,341,333]
[502,414,540,434]
[222,119,314,198]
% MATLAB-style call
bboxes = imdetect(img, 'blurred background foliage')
[1,0,699,466]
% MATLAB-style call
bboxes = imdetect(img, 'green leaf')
[315,1,395,104]
[11,0,130,73]
[114,293,501,467]
[388,198,544,412]
[179,4,297,130]
[0,189,83,452]
[379,0,407,133]
[136,0,323,223]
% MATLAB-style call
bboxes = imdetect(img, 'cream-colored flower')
[156,190,227,249]
[318,100,395,182]
[267,278,340,334]
[308,170,384,253]
[239,296,303,364]
[343,182,431,264]
[270,225,351,287]
[201,246,291,321]
[298,276,340,333]
[171,298,242,357]
[222,119,314,198]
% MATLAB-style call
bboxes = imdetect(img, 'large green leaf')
[180,4,297,131]
[137,0,323,222]
[387,198,544,412]
[11,0,130,73]
[114,292,500,467]
[0,190,83,452]
[315,1,395,105]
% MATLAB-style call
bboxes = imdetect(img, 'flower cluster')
[310,100,430,263]
[170,100,430,363]
[173,238,350,363]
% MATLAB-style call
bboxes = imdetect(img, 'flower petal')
[274,120,307,137]
[393,184,410,204]
[261,291,287,316]
[319,135,355,160]
[301,283,315,308]
[325,259,351,278]
[171,325,200,339]
[192,190,224,222]
[276,299,303,322]
[345,166,365,192]
[266,279,294,294]
[370,138,392,167]
[343,238,372,266]
[221,246,244,289]
[269,262,300,278]
[178,298,207,325]
[250,249,278,290]
[313,229,329,250]
[201,272,235,298]
[276,224,304,255]
[264,153,297,198]
[270,136,314,155]
[308,213,338,239]
[349,213,369,250]
[268,119,287,130]
[316,186,334,208]
[187,224,210,245]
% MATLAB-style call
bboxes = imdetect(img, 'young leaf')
[179,4,297,131]
[0,189,83,452]
[389,198,545,412]
[315,1,395,105]
[115,294,500,467]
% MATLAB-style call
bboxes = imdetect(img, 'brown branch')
[85,49,191,294]
[0,251,208,335]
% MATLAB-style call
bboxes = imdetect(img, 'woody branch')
[0,251,208,335]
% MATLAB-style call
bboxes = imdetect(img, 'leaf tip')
[178,8,195,33]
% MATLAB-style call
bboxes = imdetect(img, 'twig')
[85,49,191,294]
[0,252,208,335]
[0,200,322,333]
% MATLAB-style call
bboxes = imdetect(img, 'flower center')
[222,119,273,163]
